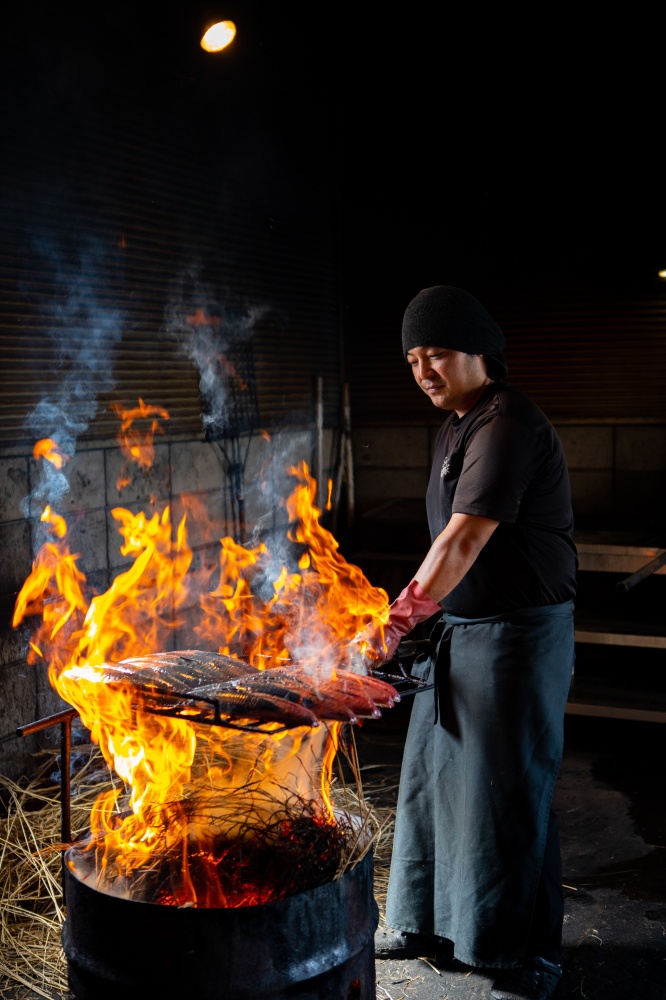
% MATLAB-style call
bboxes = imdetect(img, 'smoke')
[164,267,342,675]
[163,265,275,545]
[163,268,326,545]
[23,235,123,523]
[164,266,264,442]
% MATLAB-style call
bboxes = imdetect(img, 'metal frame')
[15,707,77,843]
[572,537,666,723]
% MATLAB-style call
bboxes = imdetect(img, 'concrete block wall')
[559,425,666,530]
[4,419,661,780]
[0,429,332,781]
[353,423,666,536]
[353,427,432,507]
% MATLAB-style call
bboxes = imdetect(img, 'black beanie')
[402,285,508,380]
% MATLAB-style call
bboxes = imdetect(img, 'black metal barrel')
[62,849,378,1000]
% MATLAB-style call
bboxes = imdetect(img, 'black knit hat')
[402,285,508,380]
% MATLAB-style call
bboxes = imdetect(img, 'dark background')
[1,2,664,436]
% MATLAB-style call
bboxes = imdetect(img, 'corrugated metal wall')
[0,5,342,450]
[495,294,666,421]
[345,277,666,426]
[339,139,666,428]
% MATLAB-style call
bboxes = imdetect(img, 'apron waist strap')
[443,600,574,628]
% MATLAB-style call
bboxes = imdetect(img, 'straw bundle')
[0,746,116,999]
[355,764,399,919]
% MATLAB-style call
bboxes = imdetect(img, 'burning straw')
[0,735,393,998]
[67,726,381,908]
[4,416,400,993]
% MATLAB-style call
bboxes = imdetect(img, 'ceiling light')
[200,20,236,53]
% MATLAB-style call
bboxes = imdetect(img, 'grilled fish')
[97,650,398,729]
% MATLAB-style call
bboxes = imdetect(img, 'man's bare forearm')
[414,512,499,604]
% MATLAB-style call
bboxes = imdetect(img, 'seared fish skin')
[99,650,399,729]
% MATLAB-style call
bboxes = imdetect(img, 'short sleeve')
[451,415,540,523]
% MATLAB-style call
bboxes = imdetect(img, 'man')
[364,286,577,1000]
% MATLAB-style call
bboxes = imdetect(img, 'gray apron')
[384,602,574,969]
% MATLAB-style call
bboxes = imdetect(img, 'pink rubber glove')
[348,579,441,670]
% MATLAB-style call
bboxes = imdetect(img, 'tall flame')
[14,418,391,906]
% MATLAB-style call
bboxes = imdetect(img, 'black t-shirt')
[426,383,578,616]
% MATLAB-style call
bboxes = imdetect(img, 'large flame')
[13,414,391,906]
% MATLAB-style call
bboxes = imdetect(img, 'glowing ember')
[14,412,394,907]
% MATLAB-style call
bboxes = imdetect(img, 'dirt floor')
[359,706,666,1000]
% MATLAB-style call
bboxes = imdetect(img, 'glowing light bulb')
[200,20,236,53]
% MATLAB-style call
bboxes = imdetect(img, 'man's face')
[406,346,491,415]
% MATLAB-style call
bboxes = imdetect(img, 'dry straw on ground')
[0,737,396,999]
[0,745,117,999]
[354,763,399,919]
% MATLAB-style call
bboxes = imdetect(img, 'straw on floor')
[0,741,396,999]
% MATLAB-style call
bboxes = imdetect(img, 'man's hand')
[344,514,498,674]
[345,579,441,674]
[345,620,394,674]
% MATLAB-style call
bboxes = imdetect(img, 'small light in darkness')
[659,269,666,280]
[200,20,236,53]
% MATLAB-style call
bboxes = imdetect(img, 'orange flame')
[195,464,390,674]
[185,307,221,327]
[41,504,67,538]
[33,438,67,468]
[12,506,87,654]
[113,398,169,488]
[13,450,390,906]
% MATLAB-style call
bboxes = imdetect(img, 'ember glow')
[13,410,395,907]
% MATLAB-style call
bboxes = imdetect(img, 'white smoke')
[22,236,123,532]
[163,265,266,441]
